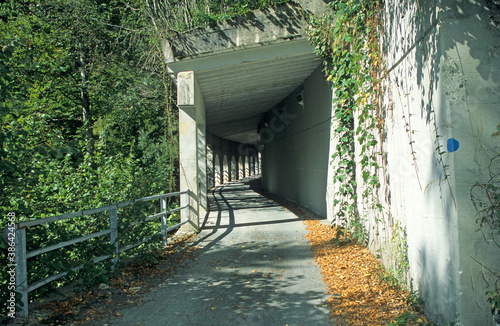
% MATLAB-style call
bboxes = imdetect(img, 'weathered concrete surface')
[164,0,330,63]
[100,177,333,326]
[368,0,500,324]
[164,3,309,63]
[177,71,206,232]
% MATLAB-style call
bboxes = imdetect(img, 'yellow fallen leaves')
[303,220,429,326]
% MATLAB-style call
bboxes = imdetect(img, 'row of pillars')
[207,150,261,188]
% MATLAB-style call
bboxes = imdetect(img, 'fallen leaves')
[29,234,198,325]
[303,220,430,326]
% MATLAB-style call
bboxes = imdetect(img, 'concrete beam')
[163,3,321,145]
[163,3,308,65]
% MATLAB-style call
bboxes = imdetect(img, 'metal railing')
[11,190,189,317]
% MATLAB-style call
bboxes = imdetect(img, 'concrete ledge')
[163,3,309,63]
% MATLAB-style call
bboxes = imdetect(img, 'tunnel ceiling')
[164,3,321,144]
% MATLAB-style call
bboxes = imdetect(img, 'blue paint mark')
[447,138,460,152]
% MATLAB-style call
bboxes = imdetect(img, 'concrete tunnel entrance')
[161,2,500,323]
[165,3,334,232]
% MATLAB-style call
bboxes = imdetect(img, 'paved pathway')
[102,177,333,326]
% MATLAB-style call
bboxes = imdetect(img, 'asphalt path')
[101,177,333,326]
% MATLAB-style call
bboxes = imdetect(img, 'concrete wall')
[440,2,500,323]
[370,0,500,324]
[261,66,332,217]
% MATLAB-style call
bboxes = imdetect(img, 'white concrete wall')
[261,66,332,217]
[441,1,500,323]
[374,0,500,324]
[380,1,461,321]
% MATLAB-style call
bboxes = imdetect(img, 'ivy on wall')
[307,0,383,244]
[309,1,500,319]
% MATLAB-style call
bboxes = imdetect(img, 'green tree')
[1,0,291,313]
[0,0,178,217]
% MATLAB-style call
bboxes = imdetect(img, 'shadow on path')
[101,176,333,326]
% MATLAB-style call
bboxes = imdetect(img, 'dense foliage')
[1,0,293,315]
[1,0,179,221]
[0,0,177,313]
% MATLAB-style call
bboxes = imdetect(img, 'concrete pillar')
[257,152,261,174]
[247,155,251,176]
[222,155,229,183]
[231,156,238,181]
[207,145,214,189]
[214,154,221,186]
[254,154,258,175]
[177,71,206,232]
[254,153,258,175]
[221,155,225,184]
[253,153,259,174]
[239,156,245,179]
[245,155,250,177]
[250,155,256,175]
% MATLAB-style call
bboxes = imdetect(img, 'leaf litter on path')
[7,235,198,326]
[303,219,432,326]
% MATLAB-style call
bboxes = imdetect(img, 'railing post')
[109,208,118,268]
[182,191,190,221]
[160,197,168,246]
[15,226,28,318]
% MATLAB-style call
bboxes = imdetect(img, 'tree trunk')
[182,0,193,28]
[78,47,95,164]
[162,61,175,193]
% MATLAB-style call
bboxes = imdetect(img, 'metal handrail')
[10,190,190,318]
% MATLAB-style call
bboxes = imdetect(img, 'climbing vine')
[471,153,500,238]
[307,0,383,244]
[471,151,500,314]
